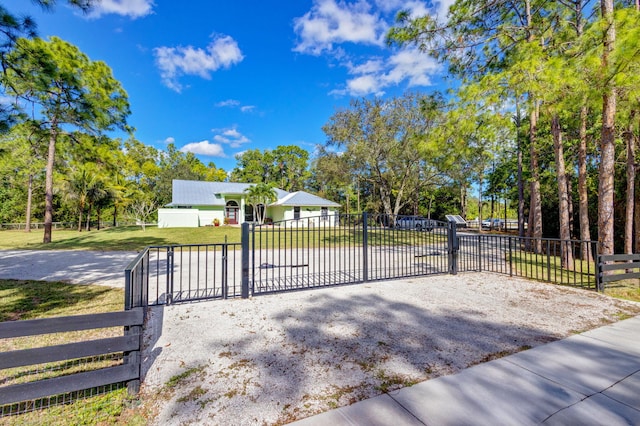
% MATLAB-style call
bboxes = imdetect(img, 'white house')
[158,180,341,228]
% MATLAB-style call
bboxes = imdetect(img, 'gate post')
[222,235,229,299]
[596,254,603,292]
[166,247,174,305]
[448,221,458,275]
[362,212,369,282]
[241,222,250,298]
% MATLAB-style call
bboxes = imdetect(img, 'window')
[321,207,328,221]
[294,206,300,220]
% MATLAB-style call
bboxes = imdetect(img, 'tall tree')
[597,0,617,255]
[2,36,130,242]
[322,93,443,218]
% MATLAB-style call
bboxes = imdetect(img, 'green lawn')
[0,280,148,424]
[0,225,446,251]
[0,226,242,251]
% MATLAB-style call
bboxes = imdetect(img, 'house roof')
[270,191,341,207]
[166,179,339,208]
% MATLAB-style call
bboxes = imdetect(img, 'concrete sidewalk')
[292,315,640,426]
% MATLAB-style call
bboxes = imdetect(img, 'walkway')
[292,315,640,425]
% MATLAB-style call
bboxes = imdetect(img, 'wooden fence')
[596,253,640,292]
[0,308,144,408]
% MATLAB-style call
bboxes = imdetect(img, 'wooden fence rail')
[596,254,640,292]
[0,308,144,407]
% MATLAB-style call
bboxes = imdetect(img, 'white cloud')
[212,127,251,148]
[180,140,225,157]
[293,0,386,55]
[164,136,175,144]
[89,0,154,19]
[216,99,241,107]
[215,99,256,113]
[154,35,244,92]
[334,47,440,96]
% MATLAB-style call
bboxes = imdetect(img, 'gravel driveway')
[140,273,640,425]
[0,249,138,287]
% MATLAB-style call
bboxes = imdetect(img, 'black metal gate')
[245,213,452,296]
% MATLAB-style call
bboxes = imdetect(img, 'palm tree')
[244,183,277,224]
[64,165,98,232]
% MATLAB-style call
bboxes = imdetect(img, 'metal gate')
[246,213,452,296]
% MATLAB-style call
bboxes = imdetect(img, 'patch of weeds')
[218,351,234,358]
[613,311,634,321]
[165,364,206,388]
[177,385,207,403]
[375,370,415,393]
[356,360,375,372]
[228,358,252,370]
[224,389,238,398]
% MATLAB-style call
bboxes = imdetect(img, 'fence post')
[596,254,603,292]
[546,240,551,282]
[478,234,483,272]
[448,221,458,275]
[166,247,174,305]
[362,212,369,282]
[241,222,250,298]
[222,235,229,299]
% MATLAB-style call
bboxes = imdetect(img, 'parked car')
[481,218,504,229]
[396,216,436,231]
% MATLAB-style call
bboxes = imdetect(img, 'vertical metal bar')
[241,222,250,298]
[509,237,513,276]
[362,212,369,282]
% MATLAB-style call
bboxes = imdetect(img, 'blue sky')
[8,0,455,172]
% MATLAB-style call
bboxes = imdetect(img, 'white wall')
[158,208,200,228]
[274,207,337,226]
[158,208,226,228]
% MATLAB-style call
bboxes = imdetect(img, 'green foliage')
[320,92,445,217]
[230,145,311,191]
[244,182,278,224]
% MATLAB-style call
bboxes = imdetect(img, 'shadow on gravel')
[146,285,585,424]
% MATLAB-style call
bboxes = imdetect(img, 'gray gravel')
[139,273,640,425]
[0,249,138,287]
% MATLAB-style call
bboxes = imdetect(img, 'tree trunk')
[567,172,574,239]
[578,105,593,262]
[552,115,574,268]
[25,174,33,233]
[529,100,542,252]
[43,123,58,244]
[624,115,636,255]
[77,208,83,232]
[478,174,484,233]
[598,0,617,256]
[516,100,525,238]
[460,183,467,219]
[85,204,91,231]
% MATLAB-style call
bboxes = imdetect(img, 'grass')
[0,225,447,252]
[0,226,241,251]
[0,279,148,424]
[509,252,597,289]
[604,279,640,303]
